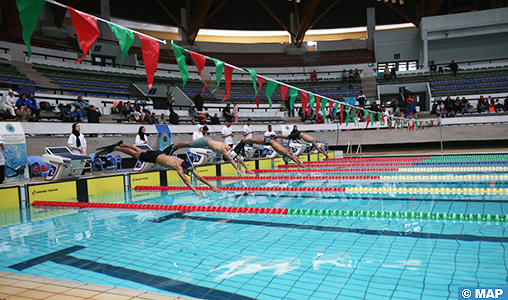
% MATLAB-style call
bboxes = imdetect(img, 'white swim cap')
[228,149,237,159]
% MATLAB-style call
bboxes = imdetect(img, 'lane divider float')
[31,201,507,222]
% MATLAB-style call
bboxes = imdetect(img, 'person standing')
[264,124,276,137]
[1,89,16,118]
[67,123,87,155]
[310,70,318,85]
[221,120,234,147]
[135,126,148,145]
[448,60,458,77]
[223,103,233,122]
[233,102,239,123]
[193,125,205,141]
[0,134,4,184]
[169,109,179,125]
[193,91,204,112]
[357,91,367,108]
[87,105,101,123]
[243,118,253,140]
[383,67,390,80]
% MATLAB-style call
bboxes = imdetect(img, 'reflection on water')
[212,256,301,280]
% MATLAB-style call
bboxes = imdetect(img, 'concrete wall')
[375,28,420,63]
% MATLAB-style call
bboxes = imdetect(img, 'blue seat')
[90,153,117,173]
[27,156,50,179]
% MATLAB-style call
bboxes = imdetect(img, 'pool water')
[1,158,507,299]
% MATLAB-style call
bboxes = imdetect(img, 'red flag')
[190,52,207,94]
[301,91,309,117]
[328,100,333,116]
[67,7,100,64]
[340,104,344,125]
[280,85,289,102]
[254,77,266,109]
[222,65,234,101]
[315,95,321,120]
[139,34,159,90]
[365,111,370,129]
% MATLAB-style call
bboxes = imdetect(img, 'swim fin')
[96,140,123,155]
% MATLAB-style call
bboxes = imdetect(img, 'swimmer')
[243,136,305,168]
[105,142,221,198]
[284,125,328,158]
[166,136,255,176]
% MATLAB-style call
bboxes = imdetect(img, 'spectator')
[26,93,40,120]
[461,97,471,113]
[193,125,205,141]
[243,118,253,140]
[430,62,437,77]
[223,103,233,122]
[310,70,318,85]
[348,69,355,83]
[264,124,276,137]
[357,91,367,108]
[146,112,157,124]
[166,86,173,109]
[70,96,89,110]
[495,99,504,112]
[211,113,220,125]
[448,60,458,76]
[169,109,179,125]
[193,91,203,112]
[59,104,73,122]
[221,120,234,147]
[398,90,405,104]
[316,113,324,124]
[233,102,239,123]
[1,89,16,118]
[383,68,390,80]
[284,96,294,117]
[15,94,27,109]
[87,105,101,123]
[354,69,361,82]
[73,106,83,123]
[115,101,125,115]
[188,103,198,118]
[158,113,168,124]
[390,67,397,80]
[67,123,86,155]
[431,100,438,114]
[407,97,418,119]
[135,126,148,145]
[403,88,411,100]
[477,96,486,114]
[204,112,211,124]
[488,96,495,107]
[504,96,508,112]
[391,99,400,117]
[122,101,134,116]
[453,97,462,114]
[0,134,3,184]
[341,69,348,82]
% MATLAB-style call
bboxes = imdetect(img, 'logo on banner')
[459,287,508,299]
[6,124,15,133]
[160,132,170,147]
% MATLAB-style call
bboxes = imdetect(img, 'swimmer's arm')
[235,156,255,174]
[192,169,221,193]
[175,167,205,198]
[223,153,242,175]
[274,134,288,139]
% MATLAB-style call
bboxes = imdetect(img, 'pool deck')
[0,271,195,300]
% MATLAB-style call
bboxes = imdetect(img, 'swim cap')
[181,158,193,174]
[228,149,237,159]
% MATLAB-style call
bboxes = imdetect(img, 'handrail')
[346,140,352,158]
[356,144,362,158]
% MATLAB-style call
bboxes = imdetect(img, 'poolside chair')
[90,153,117,173]
[27,155,50,179]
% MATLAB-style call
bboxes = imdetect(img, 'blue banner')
[344,97,356,106]
[459,287,508,300]
[155,125,171,151]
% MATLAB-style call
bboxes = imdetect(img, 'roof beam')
[153,0,189,36]
[53,0,84,27]
[255,0,295,38]
[384,2,418,27]
[424,0,445,16]
[308,0,341,29]
[294,0,321,47]
[187,0,214,44]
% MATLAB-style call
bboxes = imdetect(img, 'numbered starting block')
[188,148,221,166]
[42,147,91,181]
[133,145,159,172]
[287,140,328,156]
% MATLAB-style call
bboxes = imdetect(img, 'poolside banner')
[344,97,356,106]
[156,125,172,152]
[1,122,29,181]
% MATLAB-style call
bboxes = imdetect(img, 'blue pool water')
[1,169,507,299]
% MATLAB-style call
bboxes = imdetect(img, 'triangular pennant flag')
[320,98,327,118]
[211,58,224,93]
[108,23,134,66]
[67,7,101,64]
[222,65,234,101]
[345,106,350,126]
[377,112,382,125]
[328,100,334,117]
[340,103,344,125]
[280,85,289,101]
[171,44,189,88]
[289,88,298,110]
[352,107,358,126]
[254,77,266,109]
[190,52,207,94]
[139,34,159,90]
[315,96,321,120]
[370,111,374,126]
[365,111,370,129]
[16,0,45,61]
[309,94,316,118]
[300,91,309,117]
[265,80,277,109]
[334,102,340,119]
[244,69,258,99]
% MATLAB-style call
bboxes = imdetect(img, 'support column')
[175,8,199,52]
[99,0,113,40]
[366,7,375,51]
[421,30,428,68]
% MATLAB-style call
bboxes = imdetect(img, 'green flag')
[211,58,224,93]
[171,44,189,88]
[108,23,134,66]
[352,107,358,125]
[309,94,316,118]
[16,0,45,61]
[377,112,382,125]
[320,98,327,117]
[265,80,277,109]
[289,88,298,110]
[345,107,350,126]
[244,69,258,99]
[370,111,374,126]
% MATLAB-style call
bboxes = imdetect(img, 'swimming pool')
[1,154,507,299]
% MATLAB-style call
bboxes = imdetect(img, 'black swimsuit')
[139,150,163,163]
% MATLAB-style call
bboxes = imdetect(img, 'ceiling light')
[400,0,404,4]
[392,0,396,3]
